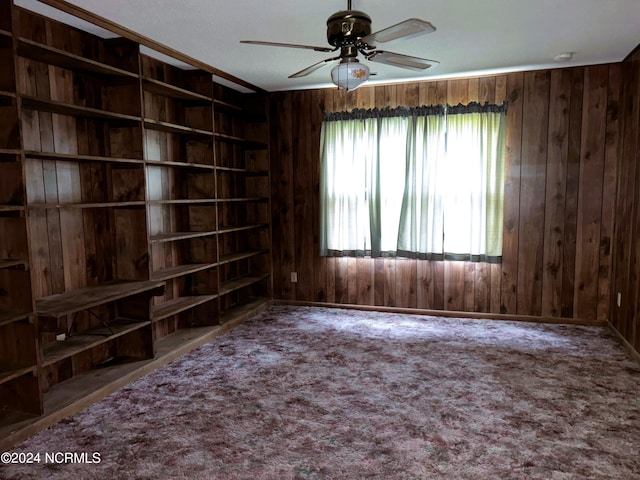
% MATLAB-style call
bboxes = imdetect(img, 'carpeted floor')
[2,305,640,479]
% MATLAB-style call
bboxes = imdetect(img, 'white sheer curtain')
[320,103,506,261]
[397,113,446,257]
[376,116,409,254]
[319,115,378,256]
[442,106,506,259]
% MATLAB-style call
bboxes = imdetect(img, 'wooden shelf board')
[0,89,16,99]
[0,365,37,386]
[149,230,217,243]
[215,165,249,173]
[17,38,139,79]
[142,77,212,102]
[35,280,165,319]
[0,309,31,327]
[24,150,144,165]
[155,297,270,354]
[150,263,216,281]
[145,159,214,170]
[21,96,141,123]
[154,326,220,355]
[143,118,213,136]
[218,224,269,234]
[41,357,149,416]
[217,197,268,203]
[0,359,147,449]
[147,199,216,205]
[213,98,242,112]
[151,295,218,321]
[0,27,12,38]
[214,166,268,176]
[214,132,267,149]
[218,249,268,266]
[42,319,151,367]
[0,411,40,439]
[219,273,270,296]
[0,259,27,269]
[0,149,22,156]
[0,205,25,212]
[219,296,271,323]
[28,201,145,209]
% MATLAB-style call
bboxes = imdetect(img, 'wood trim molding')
[623,41,640,62]
[35,0,266,93]
[274,300,610,327]
[608,322,640,364]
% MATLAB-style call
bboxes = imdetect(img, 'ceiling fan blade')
[289,57,340,78]
[366,50,439,71]
[240,40,334,53]
[361,18,436,45]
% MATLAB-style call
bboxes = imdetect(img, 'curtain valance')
[323,101,507,122]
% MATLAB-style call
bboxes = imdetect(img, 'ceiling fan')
[241,0,439,90]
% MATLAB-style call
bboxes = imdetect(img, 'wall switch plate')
[291,272,298,283]
[56,333,66,341]
[617,292,622,307]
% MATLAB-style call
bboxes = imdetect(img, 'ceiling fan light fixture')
[331,58,369,90]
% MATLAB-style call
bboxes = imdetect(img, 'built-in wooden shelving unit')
[0,0,272,450]
[0,0,41,437]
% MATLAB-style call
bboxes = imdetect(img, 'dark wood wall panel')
[611,48,640,352]
[270,65,623,322]
[541,69,570,317]
[501,73,523,315]
[575,66,608,321]
[292,90,315,303]
[270,93,295,301]
[518,71,550,317]
[599,67,622,322]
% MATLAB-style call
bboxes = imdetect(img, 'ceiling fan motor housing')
[327,10,372,47]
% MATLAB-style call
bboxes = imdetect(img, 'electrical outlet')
[291,272,298,283]
[617,292,622,307]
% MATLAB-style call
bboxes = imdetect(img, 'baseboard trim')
[607,322,640,363]
[273,300,608,327]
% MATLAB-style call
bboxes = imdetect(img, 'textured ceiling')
[15,0,640,92]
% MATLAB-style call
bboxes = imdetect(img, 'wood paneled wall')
[270,65,624,322]
[611,48,640,352]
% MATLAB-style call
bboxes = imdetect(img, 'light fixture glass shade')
[331,59,369,91]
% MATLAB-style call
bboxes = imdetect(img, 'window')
[320,102,506,262]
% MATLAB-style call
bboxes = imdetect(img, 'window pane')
[320,104,505,260]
